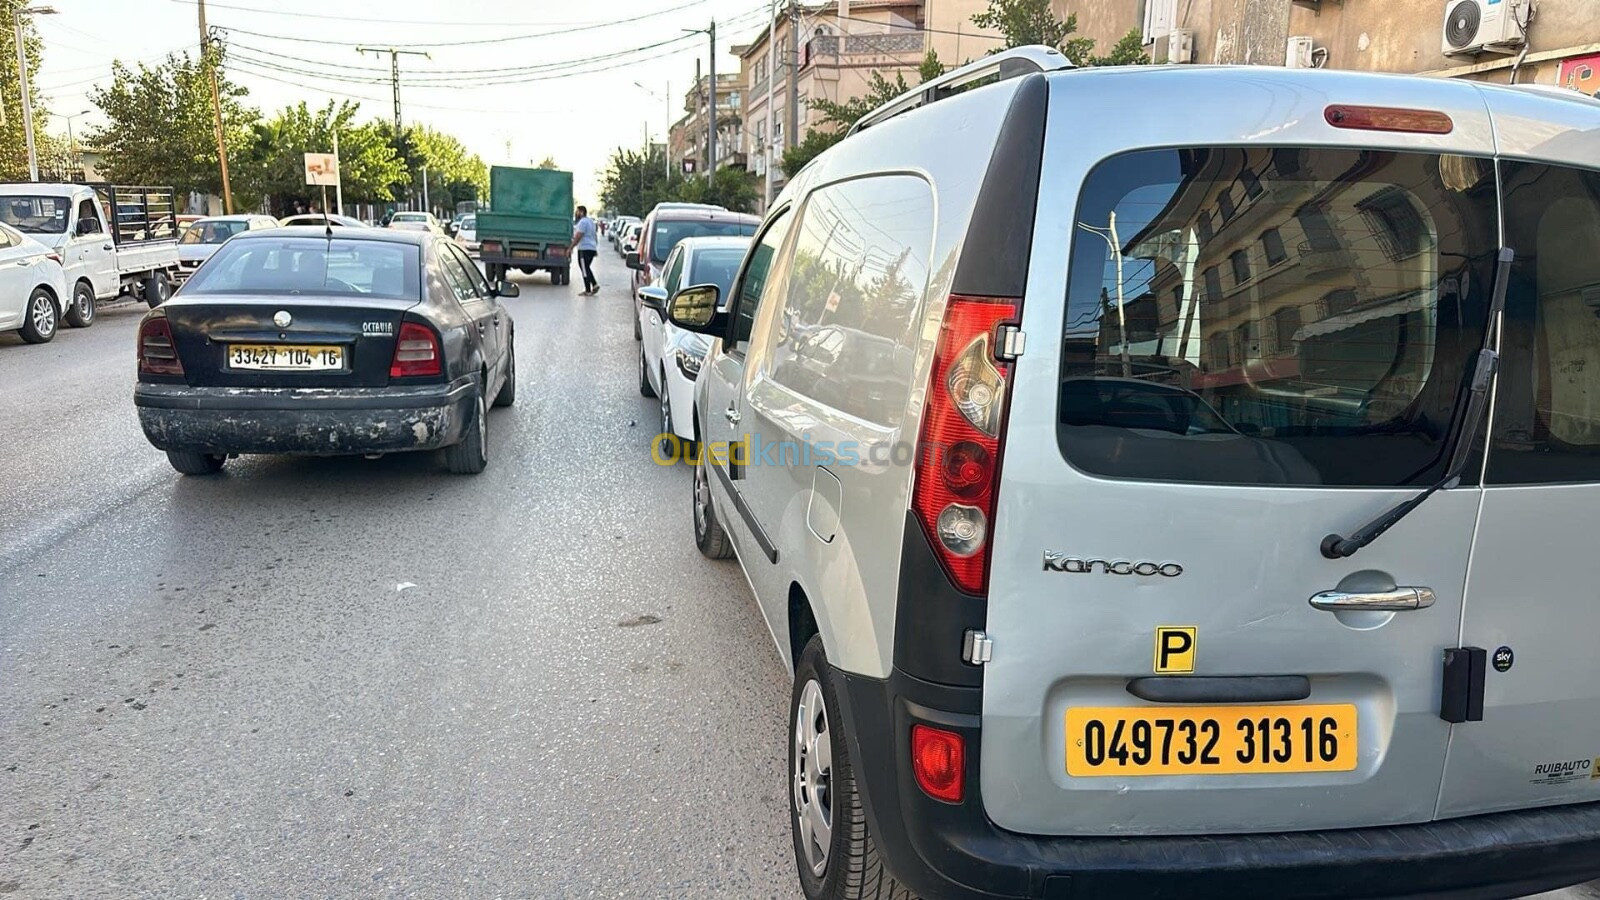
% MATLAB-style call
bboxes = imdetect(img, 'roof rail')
[847,45,1074,137]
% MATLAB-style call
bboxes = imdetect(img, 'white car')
[635,235,750,456]
[388,211,444,234]
[620,223,642,257]
[455,214,479,252]
[176,215,279,282]
[662,47,1600,900]
[0,222,72,343]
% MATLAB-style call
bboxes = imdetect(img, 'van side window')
[1058,147,1499,487]
[764,175,934,426]
[1487,161,1600,485]
[728,209,794,353]
[76,199,104,235]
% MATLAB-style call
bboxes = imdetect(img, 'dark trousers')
[578,250,597,291]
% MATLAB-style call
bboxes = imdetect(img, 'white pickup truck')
[0,183,183,323]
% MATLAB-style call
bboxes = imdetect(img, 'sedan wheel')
[18,289,58,344]
[658,369,681,460]
[693,451,734,560]
[445,382,489,474]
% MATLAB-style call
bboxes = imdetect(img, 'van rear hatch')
[980,69,1504,836]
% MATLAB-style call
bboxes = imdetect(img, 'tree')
[1,0,66,181]
[1090,29,1151,66]
[383,123,489,215]
[536,156,559,170]
[598,147,760,216]
[972,0,1093,61]
[239,101,406,215]
[781,53,944,178]
[88,46,256,202]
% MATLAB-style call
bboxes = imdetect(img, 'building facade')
[735,0,999,209]
[671,72,745,177]
[1062,0,1600,90]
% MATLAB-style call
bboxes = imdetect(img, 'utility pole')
[763,0,778,207]
[332,129,343,215]
[420,163,429,214]
[12,8,43,182]
[197,0,234,212]
[708,19,717,177]
[664,79,671,181]
[357,46,430,134]
[787,1,799,158]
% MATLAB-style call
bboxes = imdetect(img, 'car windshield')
[461,216,475,229]
[0,195,70,234]
[393,213,427,222]
[1057,146,1501,487]
[651,219,756,263]
[179,220,249,245]
[688,247,747,298]
[181,237,421,299]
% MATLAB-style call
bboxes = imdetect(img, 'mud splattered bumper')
[134,378,476,455]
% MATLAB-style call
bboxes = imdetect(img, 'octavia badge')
[273,310,293,328]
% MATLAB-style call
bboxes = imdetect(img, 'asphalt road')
[1,250,1596,900]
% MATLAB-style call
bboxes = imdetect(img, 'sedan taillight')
[138,316,184,376]
[390,321,442,378]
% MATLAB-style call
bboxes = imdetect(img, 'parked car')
[0,182,182,316]
[278,213,366,228]
[610,215,640,249]
[176,214,204,234]
[387,211,444,234]
[455,214,479,253]
[0,221,71,343]
[635,235,750,455]
[133,228,517,476]
[626,205,758,340]
[663,47,1600,900]
[620,223,642,259]
[175,214,279,283]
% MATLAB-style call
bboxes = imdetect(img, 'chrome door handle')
[1309,587,1436,612]
[724,406,741,425]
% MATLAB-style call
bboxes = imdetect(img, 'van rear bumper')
[836,667,1600,900]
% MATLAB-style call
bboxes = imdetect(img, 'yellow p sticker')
[1154,627,1197,674]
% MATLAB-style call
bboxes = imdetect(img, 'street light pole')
[1078,213,1131,377]
[12,4,56,183]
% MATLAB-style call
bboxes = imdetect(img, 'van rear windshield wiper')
[1320,246,1515,560]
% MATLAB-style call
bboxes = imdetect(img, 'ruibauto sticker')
[1528,758,1599,786]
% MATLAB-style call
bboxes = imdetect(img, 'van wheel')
[639,346,657,398]
[791,637,916,900]
[166,450,226,475]
[444,382,488,474]
[65,281,96,328]
[693,449,734,560]
[19,288,58,343]
[143,272,172,309]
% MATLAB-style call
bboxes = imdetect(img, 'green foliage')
[536,156,559,170]
[1090,29,1151,66]
[972,0,1149,66]
[237,101,406,214]
[919,48,948,83]
[780,129,843,178]
[394,124,490,215]
[87,46,256,200]
[599,147,760,217]
[783,53,945,179]
[0,0,49,181]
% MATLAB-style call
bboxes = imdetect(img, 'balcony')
[803,31,924,66]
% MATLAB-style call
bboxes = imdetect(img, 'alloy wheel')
[792,678,833,877]
[659,372,674,458]
[31,295,56,338]
[693,455,710,537]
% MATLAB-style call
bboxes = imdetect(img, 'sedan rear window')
[1058,147,1501,487]
[179,220,248,245]
[182,238,421,300]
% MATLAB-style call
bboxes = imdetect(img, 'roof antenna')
[320,183,333,240]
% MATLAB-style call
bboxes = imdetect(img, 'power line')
[167,0,712,29]
[832,12,1006,42]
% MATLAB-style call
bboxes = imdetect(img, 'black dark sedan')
[134,227,517,475]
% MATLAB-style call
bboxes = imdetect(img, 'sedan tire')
[494,344,516,408]
[639,345,657,398]
[693,445,734,561]
[18,288,58,344]
[65,281,96,328]
[445,382,489,474]
[166,450,226,475]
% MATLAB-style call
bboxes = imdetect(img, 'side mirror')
[625,251,642,271]
[637,285,668,313]
[493,281,520,298]
[666,283,725,335]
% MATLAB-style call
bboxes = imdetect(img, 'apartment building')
[734,0,999,208]
[668,73,745,176]
[1063,0,1599,90]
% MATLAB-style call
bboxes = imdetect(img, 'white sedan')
[0,221,73,344]
[455,214,479,253]
[636,235,750,456]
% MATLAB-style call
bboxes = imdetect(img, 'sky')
[29,0,774,202]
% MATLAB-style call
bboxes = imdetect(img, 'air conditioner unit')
[1285,36,1316,69]
[1160,28,1195,64]
[1441,0,1529,57]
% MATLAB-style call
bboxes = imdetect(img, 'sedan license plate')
[228,343,344,371]
[1065,704,1357,777]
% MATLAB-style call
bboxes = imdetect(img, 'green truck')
[475,166,573,285]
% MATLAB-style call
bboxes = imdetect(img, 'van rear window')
[1058,147,1500,487]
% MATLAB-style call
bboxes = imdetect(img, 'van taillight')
[389,321,441,377]
[137,316,183,376]
[911,295,1018,595]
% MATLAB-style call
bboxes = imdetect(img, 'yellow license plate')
[228,343,344,371]
[1065,704,1357,777]
[510,249,539,258]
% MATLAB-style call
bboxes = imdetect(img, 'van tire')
[444,382,489,474]
[791,637,918,900]
[166,450,226,475]
[18,288,58,343]
[65,281,96,328]
[693,447,734,560]
[143,271,172,309]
